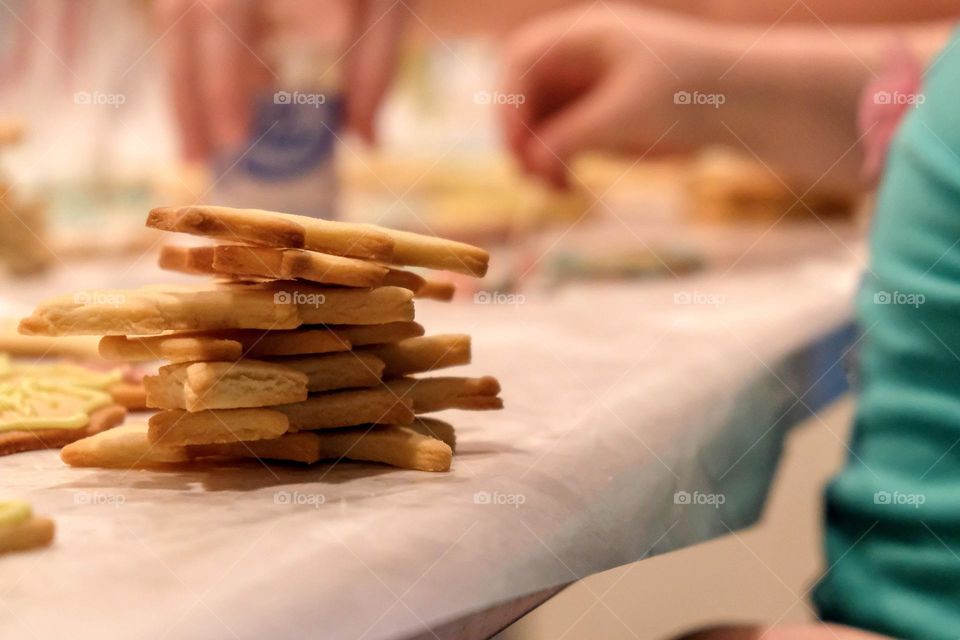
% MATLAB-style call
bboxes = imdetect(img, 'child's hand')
[153,0,404,161]
[153,0,268,162]
[499,4,723,188]
[342,0,406,145]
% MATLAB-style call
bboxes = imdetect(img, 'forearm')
[692,20,953,191]
[647,0,960,24]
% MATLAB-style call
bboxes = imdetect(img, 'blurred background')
[0,0,865,305]
[0,1,891,637]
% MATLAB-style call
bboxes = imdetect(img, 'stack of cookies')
[21,206,502,472]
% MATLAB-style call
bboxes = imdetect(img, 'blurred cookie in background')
[0,121,53,276]
[0,121,23,147]
[686,147,861,223]
[341,153,594,245]
[547,245,702,285]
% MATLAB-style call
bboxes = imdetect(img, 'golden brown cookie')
[100,333,245,362]
[20,283,414,336]
[381,268,426,293]
[107,381,148,411]
[19,286,300,336]
[148,408,290,446]
[97,322,426,363]
[0,501,55,555]
[212,244,389,287]
[189,424,453,471]
[255,282,415,326]
[276,389,415,431]
[415,280,456,302]
[147,205,394,260]
[188,431,322,464]
[279,351,384,393]
[408,417,456,451]
[331,322,425,347]
[385,376,503,412]
[144,360,309,411]
[362,334,470,377]
[382,227,489,277]
[147,205,489,276]
[61,422,190,469]
[157,244,218,275]
[0,320,101,359]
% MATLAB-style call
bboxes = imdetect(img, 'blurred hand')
[500,4,721,188]
[154,0,265,162]
[342,0,406,144]
[154,0,405,162]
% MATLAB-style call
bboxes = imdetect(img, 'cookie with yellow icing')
[0,378,126,456]
[0,501,55,554]
[0,352,145,413]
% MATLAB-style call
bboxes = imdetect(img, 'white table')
[1,216,862,640]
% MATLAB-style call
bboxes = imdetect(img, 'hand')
[499,4,726,188]
[153,0,405,162]
[153,0,267,162]
[342,0,406,144]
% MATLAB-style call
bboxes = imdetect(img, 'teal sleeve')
[814,33,960,638]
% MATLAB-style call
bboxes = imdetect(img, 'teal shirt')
[814,35,960,638]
